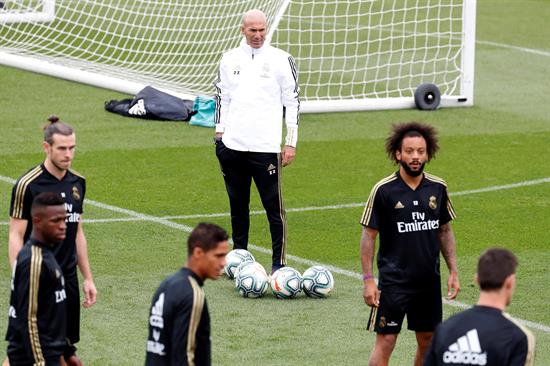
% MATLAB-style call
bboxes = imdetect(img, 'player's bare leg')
[368,333,398,366]
[414,331,434,366]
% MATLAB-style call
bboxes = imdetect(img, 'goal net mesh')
[0,0,469,109]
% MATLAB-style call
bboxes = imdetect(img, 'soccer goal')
[0,0,476,112]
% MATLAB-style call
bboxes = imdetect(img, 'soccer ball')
[270,267,302,299]
[234,259,267,279]
[301,265,334,298]
[235,262,269,298]
[224,249,254,279]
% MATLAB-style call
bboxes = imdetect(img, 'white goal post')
[0,0,54,23]
[0,0,476,113]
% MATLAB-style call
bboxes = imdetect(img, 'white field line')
[1,174,550,333]
[2,177,550,225]
[101,177,550,221]
[477,40,550,58]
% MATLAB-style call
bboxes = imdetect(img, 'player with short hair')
[6,192,68,365]
[360,122,460,366]
[424,248,536,366]
[8,115,96,365]
[214,9,300,274]
[145,223,230,366]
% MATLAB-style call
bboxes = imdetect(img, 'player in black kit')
[6,192,68,366]
[360,122,460,366]
[8,116,96,366]
[424,248,535,366]
[145,223,230,366]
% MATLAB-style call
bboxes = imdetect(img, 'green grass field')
[1,1,550,365]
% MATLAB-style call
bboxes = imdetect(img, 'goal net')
[0,0,476,112]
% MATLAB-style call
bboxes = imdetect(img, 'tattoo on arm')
[360,228,377,275]
[438,222,457,273]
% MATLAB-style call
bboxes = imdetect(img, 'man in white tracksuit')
[214,9,300,274]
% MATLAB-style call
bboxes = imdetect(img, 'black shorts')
[64,273,81,345]
[367,286,442,334]
[7,343,62,366]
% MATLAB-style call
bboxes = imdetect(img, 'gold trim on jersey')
[503,312,536,366]
[277,153,287,266]
[424,172,448,187]
[68,168,86,180]
[12,165,42,219]
[446,199,457,220]
[29,245,46,365]
[360,174,398,226]
[187,276,205,366]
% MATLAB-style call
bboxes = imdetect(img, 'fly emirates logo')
[397,212,439,233]
[64,203,81,223]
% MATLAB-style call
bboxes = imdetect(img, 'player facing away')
[424,248,536,366]
[360,122,460,366]
[214,9,300,274]
[6,192,68,365]
[145,223,230,366]
[8,115,96,365]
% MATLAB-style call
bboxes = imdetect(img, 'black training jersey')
[360,172,456,292]
[10,164,86,275]
[5,239,67,365]
[145,268,211,366]
[424,306,536,366]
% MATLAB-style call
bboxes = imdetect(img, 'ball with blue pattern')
[301,265,334,298]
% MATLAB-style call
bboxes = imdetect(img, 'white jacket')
[214,39,300,153]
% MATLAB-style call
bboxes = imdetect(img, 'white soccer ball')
[235,261,269,298]
[301,265,334,298]
[224,249,254,279]
[270,267,302,299]
[234,259,267,279]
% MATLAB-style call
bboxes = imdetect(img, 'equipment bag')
[189,96,216,128]
[105,86,196,121]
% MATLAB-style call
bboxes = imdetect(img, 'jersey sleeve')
[146,288,178,365]
[10,179,33,220]
[17,248,55,363]
[11,259,32,359]
[12,258,30,328]
[508,330,535,366]
[360,185,383,229]
[169,296,195,366]
[280,55,300,147]
[80,178,86,214]
[439,186,456,226]
[146,281,202,366]
[214,55,231,133]
[170,278,205,366]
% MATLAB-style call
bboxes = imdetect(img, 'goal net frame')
[0,0,476,113]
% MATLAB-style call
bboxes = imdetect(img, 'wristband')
[363,274,374,281]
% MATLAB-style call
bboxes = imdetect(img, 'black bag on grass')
[105,86,196,121]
